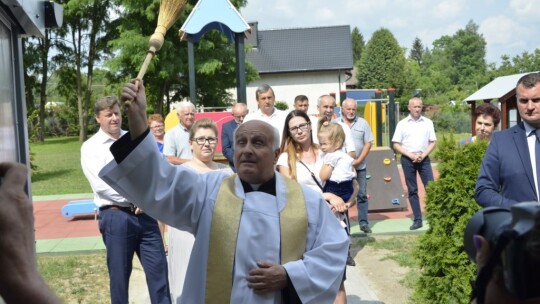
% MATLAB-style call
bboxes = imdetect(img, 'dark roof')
[246,24,353,74]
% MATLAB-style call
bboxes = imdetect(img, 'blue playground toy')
[61,200,98,220]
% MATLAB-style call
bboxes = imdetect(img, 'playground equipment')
[61,200,98,220]
[365,147,405,211]
[361,88,398,147]
[355,88,405,211]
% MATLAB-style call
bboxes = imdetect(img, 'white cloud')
[480,15,529,63]
[480,16,521,45]
[274,0,296,19]
[432,0,466,19]
[510,0,540,18]
[314,7,336,22]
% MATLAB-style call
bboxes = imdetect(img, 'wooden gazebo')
[464,72,536,135]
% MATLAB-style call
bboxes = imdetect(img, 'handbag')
[298,160,324,191]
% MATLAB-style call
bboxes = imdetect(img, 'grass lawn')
[364,234,420,289]
[38,235,420,303]
[38,253,110,303]
[30,137,92,196]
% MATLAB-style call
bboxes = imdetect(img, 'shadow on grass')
[32,169,72,182]
[32,137,79,145]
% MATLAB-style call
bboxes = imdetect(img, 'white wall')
[230,70,349,115]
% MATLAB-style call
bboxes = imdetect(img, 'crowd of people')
[8,69,540,303]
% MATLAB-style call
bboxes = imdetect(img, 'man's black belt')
[99,204,136,213]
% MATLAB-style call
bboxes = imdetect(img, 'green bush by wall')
[412,135,488,303]
[274,101,289,111]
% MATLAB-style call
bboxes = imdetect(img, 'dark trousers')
[400,156,434,222]
[323,179,354,202]
[99,209,171,304]
[324,180,353,235]
[356,169,369,226]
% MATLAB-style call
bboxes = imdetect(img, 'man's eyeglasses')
[151,125,164,129]
[289,122,310,134]
[233,114,246,119]
[192,136,218,145]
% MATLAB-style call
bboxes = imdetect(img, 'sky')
[240,0,540,66]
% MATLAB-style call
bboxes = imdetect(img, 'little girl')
[317,118,356,226]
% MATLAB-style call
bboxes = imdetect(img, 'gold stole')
[205,175,308,304]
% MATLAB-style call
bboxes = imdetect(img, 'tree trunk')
[73,26,86,142]
[38,31,50,142]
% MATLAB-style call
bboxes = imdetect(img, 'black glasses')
[233,114,246,119]
[289,122,310,134]
[192,136,217,145]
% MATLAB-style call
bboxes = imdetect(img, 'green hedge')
[412,135,488,303]
[274,101,289,111]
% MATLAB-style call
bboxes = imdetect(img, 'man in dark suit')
[221,103,248,171]
[476,72,540,207]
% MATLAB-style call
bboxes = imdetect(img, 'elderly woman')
[276,110,356,304]
[169,118,232,303]
[148,114,167,252]
[461,103,501,144]
[148,114,165,152]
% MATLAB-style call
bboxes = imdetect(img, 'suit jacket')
[221,119,237,169]
[475,122,538,207]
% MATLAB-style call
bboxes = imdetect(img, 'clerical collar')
[240,175,277,196]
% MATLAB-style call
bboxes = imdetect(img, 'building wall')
[231,70,349,115]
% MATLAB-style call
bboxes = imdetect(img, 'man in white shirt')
[244,84,286,142]
[99,80,349,304]
[81,96,170,304]
[163,101,195,165]
[392,97,437,230]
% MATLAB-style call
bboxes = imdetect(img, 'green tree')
[431,20,487,89]
[412,137,487,303]
[53,0,118,141]
[414,21,488,103]
[356,28,406,94]
[351,26,365,63]
[409,37,424,66]
[400,59,421,101]
[23,30,64,142]
[107,0,257,114]
[514,49,540,72]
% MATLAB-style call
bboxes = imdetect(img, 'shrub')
[274,101,289,111]
[412,135,488,303]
